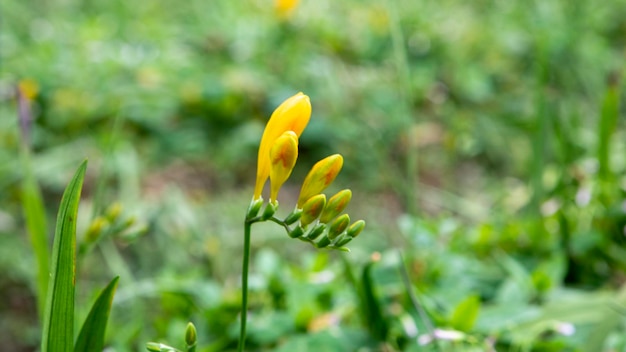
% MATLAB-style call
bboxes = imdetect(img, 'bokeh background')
[2,0,626,350]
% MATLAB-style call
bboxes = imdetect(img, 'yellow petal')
[269,131,299,202]
[254,92,311,200]
[297,154,343,207]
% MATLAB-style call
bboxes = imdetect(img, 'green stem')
[238,220,252,352]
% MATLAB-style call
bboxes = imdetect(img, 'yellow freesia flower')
[275,0,300,17]
[254,92,311,200]
[297,154,343,207]
[269,131,299,202]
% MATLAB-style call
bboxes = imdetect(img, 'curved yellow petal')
[297,154,343,207]
[269,131,299,202]
[254,92,311,200]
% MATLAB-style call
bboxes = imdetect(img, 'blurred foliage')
[2,0,626,351]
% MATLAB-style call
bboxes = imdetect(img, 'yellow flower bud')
[300,194,326,227]
[297,154,343,207]
[328,214,350,240]
[269,131,299,201]
[319,189,352,223]
[347,220,365,238]
[254,93,311,200]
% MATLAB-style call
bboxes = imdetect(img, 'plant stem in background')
[387,0,418,215]
[238,220,252,352]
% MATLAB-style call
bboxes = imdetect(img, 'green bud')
[334,236,353,247]
[85,216,108,243]
[146,342,178,351]
[306,223,326,240]
[260,201,278,220]
[185,322,197,349]
[300,194,326,227]
[105,202,123,222]
[316,235,331,248]
[289,225,305,238]
[347,220,365,238]
[284,208,302,225]
[247,197,264,219]
[320,189,352,223]
[327,214,350,240]
[146,342,162,351]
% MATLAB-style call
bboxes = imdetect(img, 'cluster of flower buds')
[247,92,365,251]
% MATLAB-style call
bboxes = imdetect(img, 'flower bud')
[297,154,343,207]
[327,214,350,240]
[334,236,353,248]
[319,189,352,223]
[105,202,123,222]
[300,194,326,227]
[347,220,365,238]
[315,235,331,248]
[185,322,197,348]
[289,225,305,238]
[284,208,302,225]
[269,131,299,202]
[85,216,108,243]
[261,201,279,221]
[247,197,264,219]
[306,223,326,240]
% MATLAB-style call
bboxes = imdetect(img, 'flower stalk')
[238,92,365,350]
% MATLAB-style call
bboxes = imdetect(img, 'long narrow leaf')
[597,76,620,181]
[20,149,49,320]
[75,276,120,352]
[41,160,88,352]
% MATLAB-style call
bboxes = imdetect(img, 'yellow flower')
[297,154,343,207]
[254,92,311,200]
[275,0,300,17]
[269,131,299,202]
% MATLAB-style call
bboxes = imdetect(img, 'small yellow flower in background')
[275,0,300,17]
[269,131,299,202]
[297,154,344,207]
[18,79,39,101]
[254,92,311,200]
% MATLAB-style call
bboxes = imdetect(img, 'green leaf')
[41,160,88,352]
[74,276,119,352]
[597,77,620,181]
[449,295,481,332]
[20,149,49,320]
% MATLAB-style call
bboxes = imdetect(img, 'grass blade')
[41,160,88,352]
[597,74,620,182]
[74,276,120,352]
[20,149,49,321]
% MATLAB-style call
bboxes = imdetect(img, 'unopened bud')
[320,189,352,223]
[247,197,264,219]
[185,322,197,347]
[306,223,326,240]
[297,154,343,207]
[289,225,305,238]
[347,220,365,238]
[300,194,326,227]
[315,235,331,248]
[327,214,350,240]
[334,236,353,247]
[284,208,302,225]
[269,131,299,202]
[85,216,108,243]
[260,201,278,220]
[105,202,123,222]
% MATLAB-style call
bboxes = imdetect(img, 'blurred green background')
[2,0,626,350]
